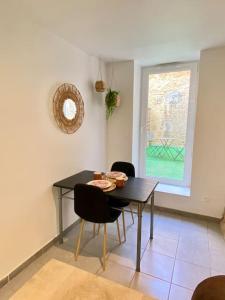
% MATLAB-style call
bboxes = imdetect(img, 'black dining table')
[53,170,158,272]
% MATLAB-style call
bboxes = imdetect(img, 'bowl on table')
[87,179,112,190]
[105,171,128,181]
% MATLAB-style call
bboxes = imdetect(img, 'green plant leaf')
[105,88,119,119]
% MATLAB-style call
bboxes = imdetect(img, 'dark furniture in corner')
[53,170,158,272]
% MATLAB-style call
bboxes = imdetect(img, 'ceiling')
[20,0,225,65]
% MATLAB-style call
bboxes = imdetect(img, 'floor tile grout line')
[109,230,150,274]
[4,211,223,299]
[136,271,172,284]
[93,217,140,275]
[66,217,216,270]
[79,219,149,265]
[147,247,177,259]
[83,242,214,280]
[128,213,163,288]
[75,214,210,282]
[168,225,181,300]
[173,256,211,270]
[171,283,194,292]
[99,255,136,273]
[128,270,136,288]
[129,232,153,287]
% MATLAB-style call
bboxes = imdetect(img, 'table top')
[53,170,158,203]
[10,259,155,300]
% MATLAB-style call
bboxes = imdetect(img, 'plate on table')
[87,180,112,190]
[106,171,126,179]
[103,183,116,192]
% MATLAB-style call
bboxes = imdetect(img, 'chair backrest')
[74,184,111,223]
[111,161,135,177]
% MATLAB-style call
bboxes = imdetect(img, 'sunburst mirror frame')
[53,83,84,134]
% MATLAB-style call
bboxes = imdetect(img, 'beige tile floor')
[1,209,225,300]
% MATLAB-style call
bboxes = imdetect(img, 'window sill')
[155,183,190,197]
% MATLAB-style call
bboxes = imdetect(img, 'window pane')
[146,70,191,180]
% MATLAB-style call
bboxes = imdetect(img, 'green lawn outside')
[146,145,185,180]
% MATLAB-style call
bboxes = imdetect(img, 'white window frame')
[139,62,198,187]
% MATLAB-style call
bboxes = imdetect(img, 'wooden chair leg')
[102,224,107,271]
[116,219,121,244]
[130,204,134,224]
[93,223,96,237]
[122,209,126,242]
[75,219,85,260]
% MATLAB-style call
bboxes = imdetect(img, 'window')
[140,62,198,186]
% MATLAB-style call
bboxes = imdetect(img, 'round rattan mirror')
[53,83,84,134]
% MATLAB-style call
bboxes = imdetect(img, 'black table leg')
[150,192,154,240]
[136,203,143,272]
[59,187,63,244]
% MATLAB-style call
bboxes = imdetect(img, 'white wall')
[0,6,106,279]
[190,47,225,217]
[1,4,225,282]
[132,62,141,174]
[106,47,225,219]
[155,47,225,218]
[106,61,134,169]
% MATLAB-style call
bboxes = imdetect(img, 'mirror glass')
[63,99,77,120]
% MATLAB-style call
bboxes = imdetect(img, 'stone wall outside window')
[147,70,190,147]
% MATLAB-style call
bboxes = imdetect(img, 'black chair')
[108,161,135,241]
[74,183,121,270]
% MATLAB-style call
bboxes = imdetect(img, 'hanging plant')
[95,80,106,92]
[95,60,106,92]
[105,89,120,119]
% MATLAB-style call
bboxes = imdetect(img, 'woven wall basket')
[53,83,84,134]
